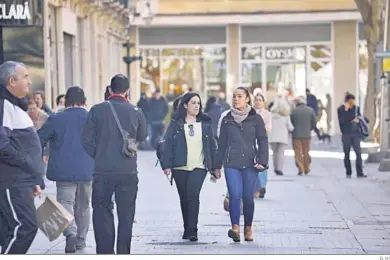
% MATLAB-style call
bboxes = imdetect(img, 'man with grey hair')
[290,95,317,175]
[0,61,45,254]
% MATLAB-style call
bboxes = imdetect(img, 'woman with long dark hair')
[159,92,218,242]
[214,87,269,243]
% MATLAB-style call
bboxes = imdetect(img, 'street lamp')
[122,0,154,100]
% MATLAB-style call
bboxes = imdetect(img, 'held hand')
[33,185,42,198]
[214,169,222,179]
[254,164,265,170]
[163,168,171,176]
[352,117,359,123]
[43,156,49,164]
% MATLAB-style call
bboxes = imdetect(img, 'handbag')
[353,106,369,140]
[107,101,138,158]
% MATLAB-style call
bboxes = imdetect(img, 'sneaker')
[76,238,86,250]
[65,234,77,253]
[357,174,367,178]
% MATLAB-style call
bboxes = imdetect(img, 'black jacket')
[214,108,269,170]
[160,113,217,172]
[0,88,45,189]
[81,96,148,175]
[148,97,169,123]
[337,104,361,135]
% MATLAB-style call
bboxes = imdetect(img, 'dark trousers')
[92,174,138,254]
[172,168,207,230]
[342,134,363,176]
[224,167,258,226]
[0,187,38,254]
[150,122,165,149]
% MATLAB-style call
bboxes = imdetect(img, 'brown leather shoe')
[244,226,254,242]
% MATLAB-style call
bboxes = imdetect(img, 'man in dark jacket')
[0,61,45,254]
[148,89,168,149]
[337,93,367,178]
[81,74,147,254]
[38,86,94,253]
[290,96,317,175]
[306,88,321,140]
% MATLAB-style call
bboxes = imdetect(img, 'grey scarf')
[230,105,251,124]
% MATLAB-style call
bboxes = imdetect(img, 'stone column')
[56,7,66,96]
[332,21,358,135]
[226,24,239,103]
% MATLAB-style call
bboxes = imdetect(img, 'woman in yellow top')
[160,92,218,242]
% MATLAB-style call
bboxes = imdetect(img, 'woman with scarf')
[253,93,271,199]
[214,87,269,243]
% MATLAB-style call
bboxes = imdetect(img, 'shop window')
[139,47,226,101]
[2,27,44,93]
[140,48,160,96]
[309,61,332,133]
[241,46,262,61]
[241,62,262,93]
[310,45,331,59]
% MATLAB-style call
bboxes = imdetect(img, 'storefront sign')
[0,2,31,20]
[265,48,294,60]
[0,0,43,26]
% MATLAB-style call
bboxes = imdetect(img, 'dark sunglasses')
[188,124,195,136]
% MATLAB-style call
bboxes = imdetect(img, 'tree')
[355,0,386,137]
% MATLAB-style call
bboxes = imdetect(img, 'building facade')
[130,0,366,135]
[44,0,130,107]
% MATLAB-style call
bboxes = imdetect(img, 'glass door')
[265,62,306,102]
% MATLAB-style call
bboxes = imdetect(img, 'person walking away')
[337,93,367,178]
[148,89,169,149]
[160,92,217,241]
[27,97,49,130]
[253,94,271,198]
[217,92,230,112]
[0,61,45,254]
[81,74,147,254]
[38,87,94,253]
[290,96,316,175]
[204,96,222,140]
[214,87,269,243]
[268,97,294,176]
[33,90,53,115]
[306,88,322,141]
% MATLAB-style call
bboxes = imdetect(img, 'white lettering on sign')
[0,2,31,20]
[265,48,294,60]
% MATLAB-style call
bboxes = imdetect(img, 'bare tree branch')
[355,0,372,23]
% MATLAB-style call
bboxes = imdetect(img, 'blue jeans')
[255,169,268,191]
[224,167,258,226]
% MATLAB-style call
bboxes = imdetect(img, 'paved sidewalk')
[28,147,390,254]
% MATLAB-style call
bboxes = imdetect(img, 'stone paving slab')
[28,148,390,254]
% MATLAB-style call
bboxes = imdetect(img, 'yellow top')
[174,122,205,171]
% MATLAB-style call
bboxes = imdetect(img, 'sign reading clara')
[0,0,43,26]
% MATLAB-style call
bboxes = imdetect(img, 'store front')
[138,26,227,102]
[240,24,332,103]
[240,24,333,132]
[0,0,44,92]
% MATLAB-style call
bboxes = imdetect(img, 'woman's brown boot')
[244,226,254,242]
[227,224,240,242]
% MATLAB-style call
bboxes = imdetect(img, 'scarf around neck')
[230,105,251,124]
